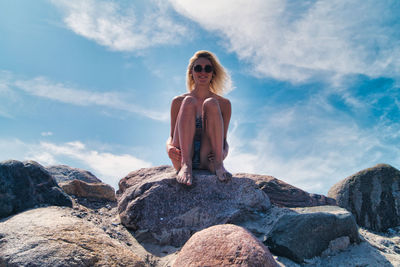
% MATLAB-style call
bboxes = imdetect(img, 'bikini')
[192,116,202,169]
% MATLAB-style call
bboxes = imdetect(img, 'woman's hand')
[208,152,215,162]
[167,143,181,162]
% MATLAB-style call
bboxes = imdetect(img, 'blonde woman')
[166,50,232,186]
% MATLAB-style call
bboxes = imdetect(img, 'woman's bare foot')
[215,163,232,182]
[176,163,193,186]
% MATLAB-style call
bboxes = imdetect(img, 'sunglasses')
[193,64,213,73]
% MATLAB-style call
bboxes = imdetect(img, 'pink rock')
[173,224,278,267]
[59,179,116,201]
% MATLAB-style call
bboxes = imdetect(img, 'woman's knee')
[181,96,197,111]
[203,97,220,113]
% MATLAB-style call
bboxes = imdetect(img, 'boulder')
[0,160,72,219]
[173,224,278,267]
[117,166,270,247]
[0,206,145,267]
[59,179,116,201]
[265,206,360,263]
[46,164,102,183]
[328,164,400,231]
[235,173,336,207]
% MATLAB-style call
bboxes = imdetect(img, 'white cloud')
[12,75,168,121]
[170,0,400,83]
[37,141,152,188]
[0,138,152,189]
[51,0,188,51]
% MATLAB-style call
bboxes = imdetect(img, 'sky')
[1,0,399,195]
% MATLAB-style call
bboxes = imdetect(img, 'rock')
[235,173,336,207]
[59,179,116,201]
[328,164,400,231]
[46,164,102,184]
[117,166,270,247]
[173,224,278,267]
[321,236,350,257]
[0,206,145,267]
[0,160,72,219]
[265,206,360,263]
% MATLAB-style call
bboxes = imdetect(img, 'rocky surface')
[235,173,336,207]
[2,163,400,266]
[265,206,360,263]
[173,224,278,267]
[328,164,400,231]
[59,179,116,201]
[0,160,72,219]
[46,164,102,183]
[0,206,145,267]
[117,166,270,247]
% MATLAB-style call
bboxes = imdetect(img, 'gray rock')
[173,224,278,267]
[0,160,72,219]
[46,164,101,184]
[328,164,400,231]
[0,206,145,267]
[117,166,271,247]
[265,206,360,263]
[235,173,336,207]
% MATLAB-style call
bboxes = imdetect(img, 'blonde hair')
[186,50,231,95]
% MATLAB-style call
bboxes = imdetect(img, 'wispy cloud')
[41,132,53,137]
[51,0,188,51]
[225,90,400,194]
[10,74,168,121]
[0,138,151,189]
[0,71,17,119]
[170,0,400,83]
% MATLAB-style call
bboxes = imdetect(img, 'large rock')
[117,166,270,247]
[173,224,278,267]
[59,179,116,201]
[328,164,400,231]
[0,206,145,267]
[46,164,101,183]
[236,173,336,207]
[0,160,72,219]
[265,206,360,263]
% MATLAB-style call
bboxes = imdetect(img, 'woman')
[166,50,232,186]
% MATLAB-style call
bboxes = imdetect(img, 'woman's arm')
[223,139,229,160]
[221,98,231,159]
[221,98,231,141]
[166,96,184,161]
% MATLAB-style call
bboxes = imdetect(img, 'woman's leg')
[171,96,197,185]
[200,98,232,181]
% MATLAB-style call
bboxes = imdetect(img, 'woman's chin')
[198,79,210,84]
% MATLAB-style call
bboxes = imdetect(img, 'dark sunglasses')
[193,64,213,73]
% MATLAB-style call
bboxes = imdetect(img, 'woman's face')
[191,58,213,87]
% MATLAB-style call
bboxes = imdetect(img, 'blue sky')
[1,0,399,194]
